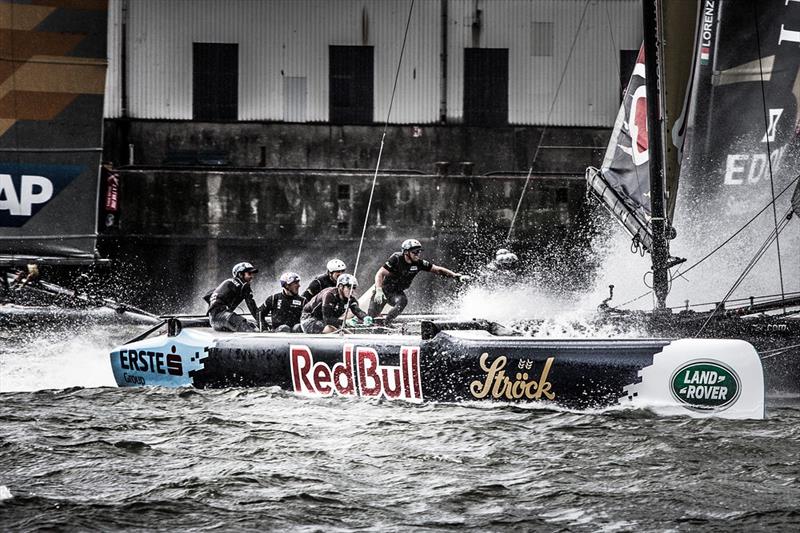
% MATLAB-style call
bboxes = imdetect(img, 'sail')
[681,0,800,216]
[0,1,108,265]
[587,1,698,253]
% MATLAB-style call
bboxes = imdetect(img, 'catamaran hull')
[110,326,766,419]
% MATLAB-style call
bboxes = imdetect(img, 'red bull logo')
[290,344,422,401]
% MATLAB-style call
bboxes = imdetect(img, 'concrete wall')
[104,120,610,175]
[103,168,598,313]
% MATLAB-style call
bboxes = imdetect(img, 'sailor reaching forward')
[206,262,260,332]
[301,274,373,333]
[368,239,470,324]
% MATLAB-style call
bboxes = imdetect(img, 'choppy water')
[2,324,800,531]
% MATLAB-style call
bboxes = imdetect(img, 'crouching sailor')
[300,274,373,333]
[368,239,470,324]
[301,258,346,300]
[206,262,260,332]
[260,272,305,332]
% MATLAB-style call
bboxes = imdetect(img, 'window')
[530,22,554,56]
[463,48,508,126]
[329,46,374,124]
[193,43,238,121]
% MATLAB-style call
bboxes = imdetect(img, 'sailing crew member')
[301,258,347,300]
[368,239,470,324]
[478,248,520,283]
[206,262,260,332]
[300,274,373,333]
[260,272,305,332]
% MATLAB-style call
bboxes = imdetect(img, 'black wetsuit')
[260,290,305,332]
[301,273,336,301]
[301,286,367,333]
[368,252,432,322]
[206,277,259,332]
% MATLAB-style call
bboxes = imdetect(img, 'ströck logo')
[670,360,741,411]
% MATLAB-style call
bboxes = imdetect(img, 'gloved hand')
[456,273,472,283]
[345,317,359,327]
[373,287,385,306]
[363,315,374,327]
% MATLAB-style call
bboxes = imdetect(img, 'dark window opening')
[619,49,639,102]
[464,48,508,126]
[337,184,351,201]
[193,43,238,121]
[329,46,373,124]
[337,221,350,235]
[556,188,568,203]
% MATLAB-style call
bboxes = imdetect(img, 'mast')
[642,0,670,311]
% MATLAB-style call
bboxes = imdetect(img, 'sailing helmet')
[495,248,511,259]
[337,274,358,288]
[279,271,301,287]
[232,262,258,278]
[401,239,423,252]
[496,250,519,266]
[326,258,346,273]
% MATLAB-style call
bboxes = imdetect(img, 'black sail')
[0,1,108,265]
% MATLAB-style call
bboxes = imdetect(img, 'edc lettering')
[119,345,183,375]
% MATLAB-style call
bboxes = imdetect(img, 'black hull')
[110,319,767,418]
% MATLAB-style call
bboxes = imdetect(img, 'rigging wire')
[612,172,798,311]
[753,2,787,311]
[352,0,415,281]
[341,0,415,334]
[506,0,592,243]
[696,208,793,336]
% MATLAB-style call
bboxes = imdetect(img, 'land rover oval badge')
[670,361,741,411]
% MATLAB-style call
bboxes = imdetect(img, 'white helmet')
[327,258,346,273]
[337,274,358,288]
[232,262,258,278]
[279,272,301,287]
[495,248,511,259]
[401,239,422,252]
[496,251,519,266]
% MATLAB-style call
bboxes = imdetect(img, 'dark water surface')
[2,325,800,531]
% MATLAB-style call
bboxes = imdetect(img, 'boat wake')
[0,324,136,393]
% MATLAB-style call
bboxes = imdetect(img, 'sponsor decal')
[290,344,422,401]
[470,354,555,401]
[0,164,84,227]
[670,360,741,411]
[118,345,186,376]
[700,1,716,65]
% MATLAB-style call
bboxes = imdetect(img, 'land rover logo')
[670,361,741,411]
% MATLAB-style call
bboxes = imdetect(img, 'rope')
[671,173,799,282]
[696,209,793,336]
[342,0,415,334]
[760,343,800,360]
[506,0,592,243]
[352,0,415,280]
[753,2,787,311]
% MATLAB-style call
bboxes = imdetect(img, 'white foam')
[0,327,125,393]
[0,486,12,501]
